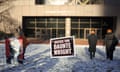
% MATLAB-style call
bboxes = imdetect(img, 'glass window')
[47,18,57,23]
[37,23,45,28]
[80,18,90,22]
[88,0,105,4]
[97,29,102,39]
[23,18,35,27]
[71,17,79,22]
[35,0,105,5]
[24,29,35,37]
[23,17,65,39]
[71,17,115,39]
[80,24,90,28]
[58,18,65,22]
[35,0,45,4]
[36,18,46,22]
[79,29,84,38]
[58,29,65,37]
[47,23,56,28]
[91,24,101,28]
[71,29,78,38]
[58,23,65,28]
[71,23,78,28]
[52,29,56,38]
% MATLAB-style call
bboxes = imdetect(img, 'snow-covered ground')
[0,44,120,72]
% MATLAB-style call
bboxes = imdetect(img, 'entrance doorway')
[71,17,116,40]
[23,17,65,40]
[22,16,116,41]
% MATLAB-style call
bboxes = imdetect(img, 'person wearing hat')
[88,30,97,59]
[104,29,118,60]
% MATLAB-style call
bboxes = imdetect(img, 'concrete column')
[65,17,71,36]
[116,17,120,39]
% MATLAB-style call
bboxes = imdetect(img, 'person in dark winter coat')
[104,29,118,60]
[88,30,97,59]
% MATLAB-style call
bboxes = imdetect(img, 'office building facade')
[0,0,120,44]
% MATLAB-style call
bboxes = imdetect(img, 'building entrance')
[23,17,65,40]
[23,16,116,41]
[71,17,116,40]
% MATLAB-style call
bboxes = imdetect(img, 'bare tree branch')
[0,0,20,35]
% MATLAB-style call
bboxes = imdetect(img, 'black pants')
[6,57,12,64]
[23,47,26,59]
[90,51,95,59]
[106,48,114,60]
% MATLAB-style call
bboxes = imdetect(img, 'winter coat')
[5,38,10,58]
[105,33,118,51]
[18,35,29,48]
[88,34,97,52]
[10,38,21,55]
[18,35,29,60]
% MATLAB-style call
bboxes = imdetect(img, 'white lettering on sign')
[54,43,71,49]
[54,49,72,55]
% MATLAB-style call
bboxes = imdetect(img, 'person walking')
[88,30,97,59]
[104,29,118,60]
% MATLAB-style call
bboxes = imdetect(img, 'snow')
[0,44,120,72]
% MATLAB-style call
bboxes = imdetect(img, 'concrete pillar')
[65,18,71,36]
[116,17,120,39]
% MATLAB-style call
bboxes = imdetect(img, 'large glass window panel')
[45,29,51,39]
[35,0,105,5]
[58,29,65,37]
[79,29,84,38]
[80,18,90,22]
[47,18,57,23]
[91,24,101,28]
[80,23,90,28]
[58,23,65,28]
[96,29,102,39]
[71,17,79,22]
[24,29,35,37]
[35,0,45,4]
[71,29,78,38]
[37,23,45,28]
[71,23,78,28]
[36,18,46,23]
[52,29,56,38]
[58,17,65,22]
[24,18,35,27]
[47,23,56,28]
[26,21,35,27]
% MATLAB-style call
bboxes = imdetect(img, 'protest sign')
[50,36,74,57]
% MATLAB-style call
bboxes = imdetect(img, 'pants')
[106,48,114,60]
[9,48,20,64]
[6,57,12,64]
[90,51,95,59]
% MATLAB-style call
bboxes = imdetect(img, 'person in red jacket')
[5,36,11,64]
[18,34,29,64]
